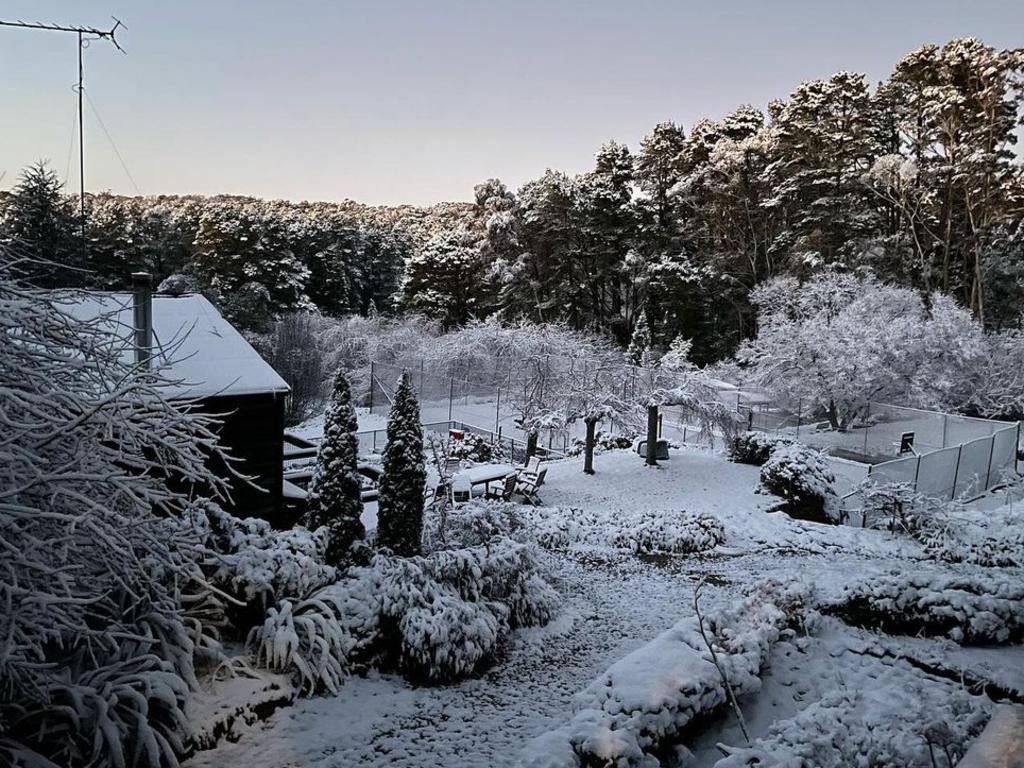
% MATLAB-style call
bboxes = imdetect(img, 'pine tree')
[1,162,80,285]
[627,308,653,366]
[305,369,365,565]
[376,371,426,557]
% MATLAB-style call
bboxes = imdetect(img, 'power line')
[84,88,141,195]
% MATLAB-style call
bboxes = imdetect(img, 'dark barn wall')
[197,392,285,527]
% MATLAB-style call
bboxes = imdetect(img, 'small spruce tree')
[377,371,426,556]
[304,369,365,565]
[627,309,653,366]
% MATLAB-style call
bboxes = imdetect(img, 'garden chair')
[486,474,518,502]
[516,468,546,506]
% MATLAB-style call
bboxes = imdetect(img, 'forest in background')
[2,37,1022,366]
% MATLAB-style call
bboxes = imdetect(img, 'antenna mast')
[0,17,126,258]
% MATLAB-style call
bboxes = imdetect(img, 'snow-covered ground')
[186,445,1022,767]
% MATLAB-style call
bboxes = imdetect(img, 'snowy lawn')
[186,446,1022,768]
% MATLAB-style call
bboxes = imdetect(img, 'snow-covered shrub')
[246,561,385,694]
[859,481,1024,567]
[520,506,726,557]
[727,431,792,465]
[759,443,838,522]
[567,430,637,457]
[5,656,192,768]
[714,684,989,768]
[250,596,352,695]
[448,432,508,463]
[0,259,238,767]
[521,506,602,550]
[425,498,528,549]
[826,572,1024,644]
[186,500,337,609]
[611,510,725,555]
[248,537,559,688]
[914,509,1024,568]
[519,578,813,768]
[380,557,509,683]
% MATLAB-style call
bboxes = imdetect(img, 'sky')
[0,1,1019,206]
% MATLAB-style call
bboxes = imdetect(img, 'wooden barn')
[65,274,290,526]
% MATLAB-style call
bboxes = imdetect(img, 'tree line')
[2,37,1021,364]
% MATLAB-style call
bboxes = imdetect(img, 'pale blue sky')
[0,1,1018,205]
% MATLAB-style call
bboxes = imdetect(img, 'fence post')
[491,387,499,436]
[951,444,962,500]
[419,359,425,396]
[941,413,948,448]
[1017,422,1021,475]
[448,376,454,421]
[984,434,996,491]
[369,360,375,411]
[913,455,921,490]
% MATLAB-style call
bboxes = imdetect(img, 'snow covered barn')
[63,274,290,525]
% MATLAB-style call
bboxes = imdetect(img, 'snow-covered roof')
[60,292,289,399]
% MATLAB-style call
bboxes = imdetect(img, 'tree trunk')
[827,400,840,431]
[584,417,598,475]
[526,430,538,460]
[646,405,659,467]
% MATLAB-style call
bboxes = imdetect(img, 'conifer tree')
[627,309,653,366]
[376,371,426,556]
[305,369,365,565]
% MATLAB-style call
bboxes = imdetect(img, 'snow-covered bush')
[248,536,559,689]
[0,260,235,767]
[426,498,528,548]
[714,684,989,768]
[826,572,1024,644]
[611,510,725,555]
[519,579,813,768]
[727,431,792,465]
[449,432,508,463]
[186,500,337,609]
[759,443,839,522]
[3,656,192,768]
[859,481,1024,567]
[567,430,636,457]
[520,506,726,557]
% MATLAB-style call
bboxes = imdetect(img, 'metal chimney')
[131,272,153,368]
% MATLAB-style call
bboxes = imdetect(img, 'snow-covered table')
[453,463,518,495]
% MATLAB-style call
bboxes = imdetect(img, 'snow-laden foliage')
[518,579,813,768]
[759,443,839,522]
[727,431,793,466]
[611,510,726,555]
[0,257,234,767]
[714,684,989,768]
[826,572,1024,645]
[736,272,1024,425]
[2,656,193,768]
[186,500,337,607]
[519,505,727,556]
[248,536,560,689]
[566,430,636,457]
[377,371,427,557]
[859,481,1024,567]
[304,368,365,565]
